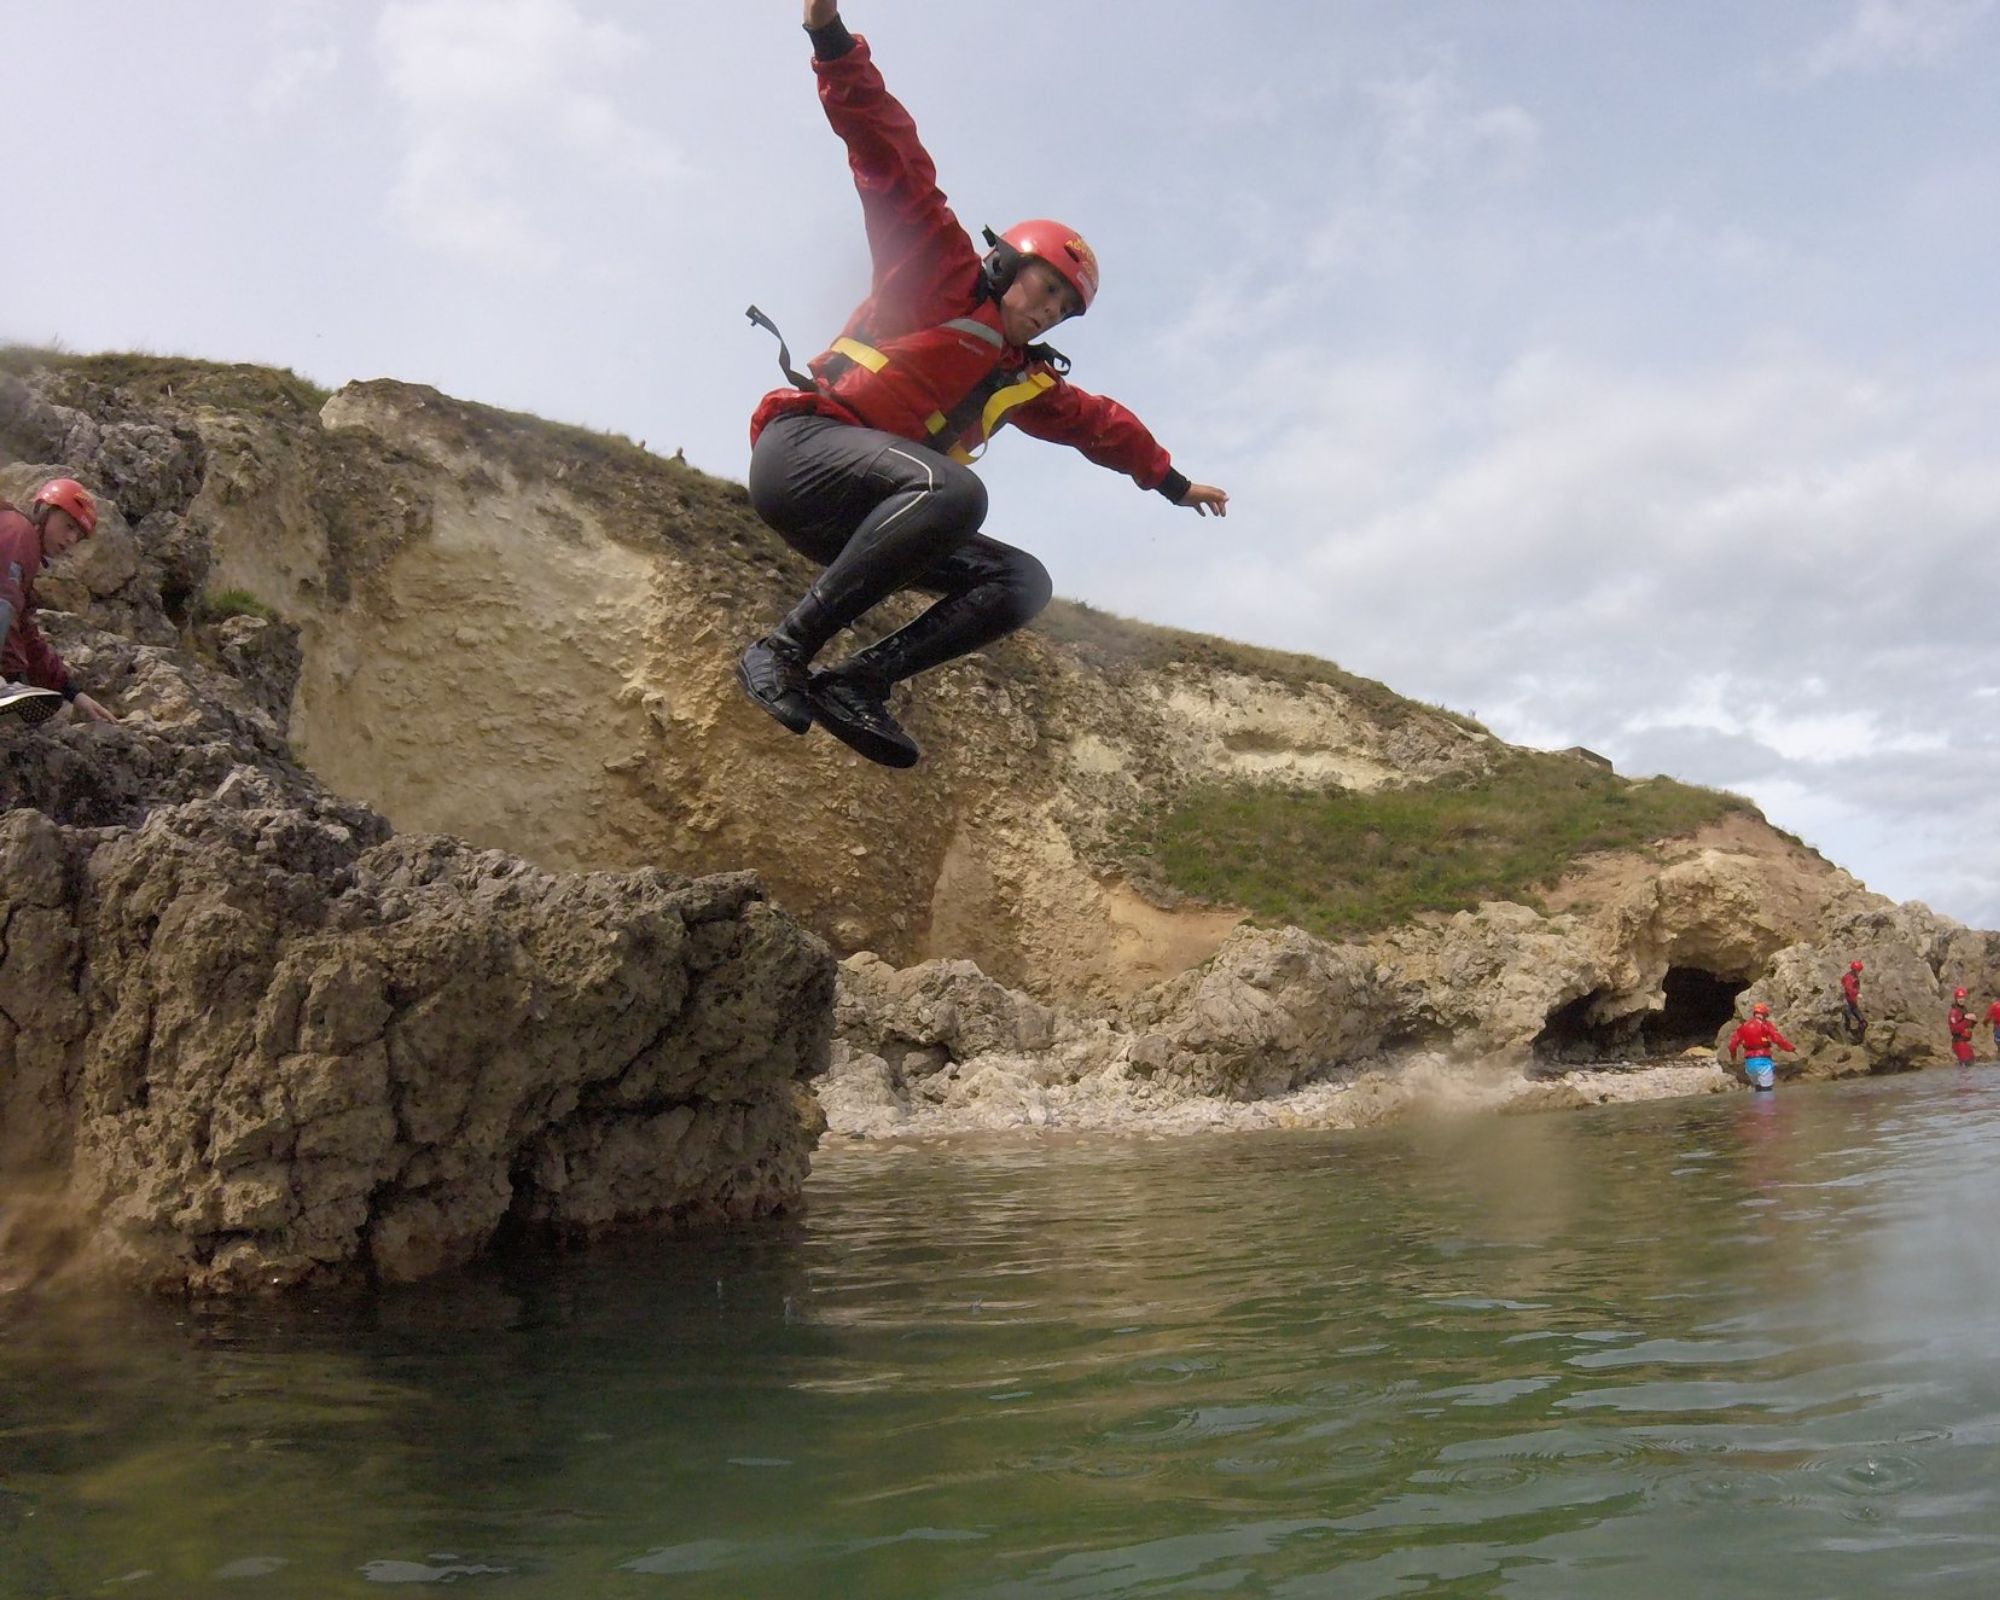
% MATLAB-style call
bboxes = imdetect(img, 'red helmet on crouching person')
[983,219,1100,313]
[32,478,97,537]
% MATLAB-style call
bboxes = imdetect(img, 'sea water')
[6,1070,2000,1597]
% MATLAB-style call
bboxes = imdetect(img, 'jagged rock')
[0,387,836,1290]
[201,613,303,729]
[1117,926,1394,1099]
[1,759,833,1291]
[836,953,1059,1065]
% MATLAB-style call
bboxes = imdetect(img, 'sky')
[9,0,2000,926]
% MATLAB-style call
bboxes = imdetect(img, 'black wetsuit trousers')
[746,413,1053,686]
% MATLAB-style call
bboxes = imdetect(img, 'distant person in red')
[1987,995,2000,1057]
[0,479,118,725]
[1839,960,1866,1039]
[1948,989,1975,1064]
[1728,1001,1795,1092]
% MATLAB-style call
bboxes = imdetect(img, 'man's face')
[1000,259,1083,345]
[43,509,85,558]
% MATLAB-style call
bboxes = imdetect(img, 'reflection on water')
[7,1073,2000,1596]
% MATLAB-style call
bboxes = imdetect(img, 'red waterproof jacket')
[1840,971,1861,1006]
[0,504,73,695]
[1728,1019,1794,1059]
[749,29,1181,494]
[1949,1006,1973,1043]
[1985,1002,2000,1027]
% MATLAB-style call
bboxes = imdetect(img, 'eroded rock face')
[0,677,833,1292]
[0,374,834,1293]
[1116,926,1396,1100]
[821,826,1977,1133]
[0,706,832,1292]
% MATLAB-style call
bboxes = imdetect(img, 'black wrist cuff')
[807,17,855,59]
[1155,469,1191,504]
[59,683,79,702]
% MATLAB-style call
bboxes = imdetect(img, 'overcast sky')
[10,0,2000,927]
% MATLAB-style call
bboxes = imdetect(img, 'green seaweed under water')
[6,1072,2000,1598]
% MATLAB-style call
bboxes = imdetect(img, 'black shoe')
[0,682,63,725]
[806,670,920,769]
[734,638,813,735]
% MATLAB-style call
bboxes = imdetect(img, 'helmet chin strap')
[979,225,1024,303]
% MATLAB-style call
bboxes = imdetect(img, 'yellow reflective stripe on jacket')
[946,371,1058,462]
[830,336,889,373]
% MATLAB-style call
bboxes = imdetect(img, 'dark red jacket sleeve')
[0,507,68,694]
[815,34,982,333]
[1009,379,1175,490]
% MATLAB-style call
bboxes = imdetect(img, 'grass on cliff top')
[1127,751,1756,937]
[196,588,279,623]
[1037,597,1487,734]
[1,345,332,418]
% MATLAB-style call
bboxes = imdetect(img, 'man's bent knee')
[1009,551,1054,624]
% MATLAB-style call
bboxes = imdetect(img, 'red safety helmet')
[1850,960,1864,972]
[1954,988,1968,1000]
[32,478,97,538]
[987,219,1100,314]
[1752,1001,1771,1017]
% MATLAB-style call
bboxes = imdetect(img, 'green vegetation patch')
[196,589,279,623]
[1132,752,1755,937]
[0,346,331,417]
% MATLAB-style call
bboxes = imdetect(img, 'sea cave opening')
[1533,966,1749,1066]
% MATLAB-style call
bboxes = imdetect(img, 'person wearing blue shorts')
[1727,1001,1796,1092]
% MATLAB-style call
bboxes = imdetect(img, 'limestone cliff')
[3,359,1492,1002]
[2,353,1987,1163]
[0,366,833,1292]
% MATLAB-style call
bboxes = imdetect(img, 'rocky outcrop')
[818,817,1980,1134]
[4,792,829,1293]
[820,947,1742,1138]
[0,372,833,1293]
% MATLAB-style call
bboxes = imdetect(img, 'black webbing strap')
[744,304,817,392]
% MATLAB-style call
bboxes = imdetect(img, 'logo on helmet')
[1064,236,1099,291]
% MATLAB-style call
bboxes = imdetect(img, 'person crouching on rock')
[1948,988,1975,1065]
[0,479,118,725]
[1840,959,1866,1039]
[1727,1001,1795,1093]
[736,0,1229,770]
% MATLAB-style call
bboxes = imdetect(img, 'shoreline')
[812,1053,1744,1144]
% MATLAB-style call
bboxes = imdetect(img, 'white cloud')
[1144,328,2000,918]
[253,0,342,117]
[374,0,680,269]
[1805,0,1997,78]
[1365,72,1541,192]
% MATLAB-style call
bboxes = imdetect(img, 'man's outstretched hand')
[1179,483,1230,517]
[805,0,839,28]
